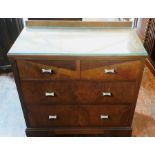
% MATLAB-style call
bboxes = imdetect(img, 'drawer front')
[21,81,136,105]
[21,81,76,105]
[17,60,79,80]
[27,105,130,127]
[75,82,136,104]
[81,60,142,81]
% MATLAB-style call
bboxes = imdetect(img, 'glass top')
[8,27,147,56]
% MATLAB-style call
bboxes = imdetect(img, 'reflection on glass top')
[8,26,147,56]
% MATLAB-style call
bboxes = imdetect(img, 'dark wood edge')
[128,59,145,125]
[8,55,147,61]
[25,20,132,28]
[26,127,132,137]
[20,79,138,82]
[9,57,30,127]
[28,18,82,21]
[145,57,155,76]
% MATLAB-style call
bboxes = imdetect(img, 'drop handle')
[41,68,53,74]
[104,69,115,74]
[102,92,112,96]
[100,115,109,120]
[49,115,57,120]
[45,92,55,97]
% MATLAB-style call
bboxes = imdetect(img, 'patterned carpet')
[0,72,26,137]
[0,66,155,137]
[132,66,155,136]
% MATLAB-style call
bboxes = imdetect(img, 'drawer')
[21,81,136,105]
[27,105,130,127]
[75,82,136,104]
[17,59,79,80]
[21,81,76,104]
[81,60,142,81]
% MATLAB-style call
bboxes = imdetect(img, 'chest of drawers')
[8,22,147,136]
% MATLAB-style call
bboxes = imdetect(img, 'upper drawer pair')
[17,59,142,81]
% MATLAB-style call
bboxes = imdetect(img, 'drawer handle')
[102,92,112,96]
[45,92,55,97]
[104,69,115,74]
[49,115,57,120]
[100,115,109,120]
[41,68,53,74]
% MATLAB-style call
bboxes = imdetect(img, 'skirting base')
[26,127,132,137]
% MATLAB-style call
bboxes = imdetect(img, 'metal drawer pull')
[100,115,109,120]
[49,115,57,120]
[104,69,115,74]
[41,68,53,74]
[45,92,55,97]
[102,92,112,96]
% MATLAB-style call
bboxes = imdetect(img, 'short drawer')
[17,59,79,80]
[75,81,136,104]
[21,81,136,105]
[21,81,76,105]
[27,105,130,127]
[81,60,142,81]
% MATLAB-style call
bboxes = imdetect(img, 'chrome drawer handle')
[45,92,55,97]
[102,92,112,96]
[41,68,53,74]
[100,115,109,120]
[49,115,57,120]
[104,69,115,74]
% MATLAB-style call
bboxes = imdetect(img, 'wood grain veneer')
[21,81,136,105]
[27,105,130,127]
[81,60,143,81]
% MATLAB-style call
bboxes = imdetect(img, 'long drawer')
[27,105,130,127]
[21,81,136,105]
[17,59,79,80]
[81,60,142,81]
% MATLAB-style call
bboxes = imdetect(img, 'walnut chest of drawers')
[8,22,147,137]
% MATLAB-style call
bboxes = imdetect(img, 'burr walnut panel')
[75,81,136,104]
[12,57,145,137]
[81,60,142,81]
[27,105,130,128]
[21,81,77,105]
[17,59,79,80]
[21,81,136,105]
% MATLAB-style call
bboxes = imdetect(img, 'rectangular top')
[8,26,147,57]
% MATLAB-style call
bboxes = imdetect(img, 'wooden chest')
[8,22,147,136]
